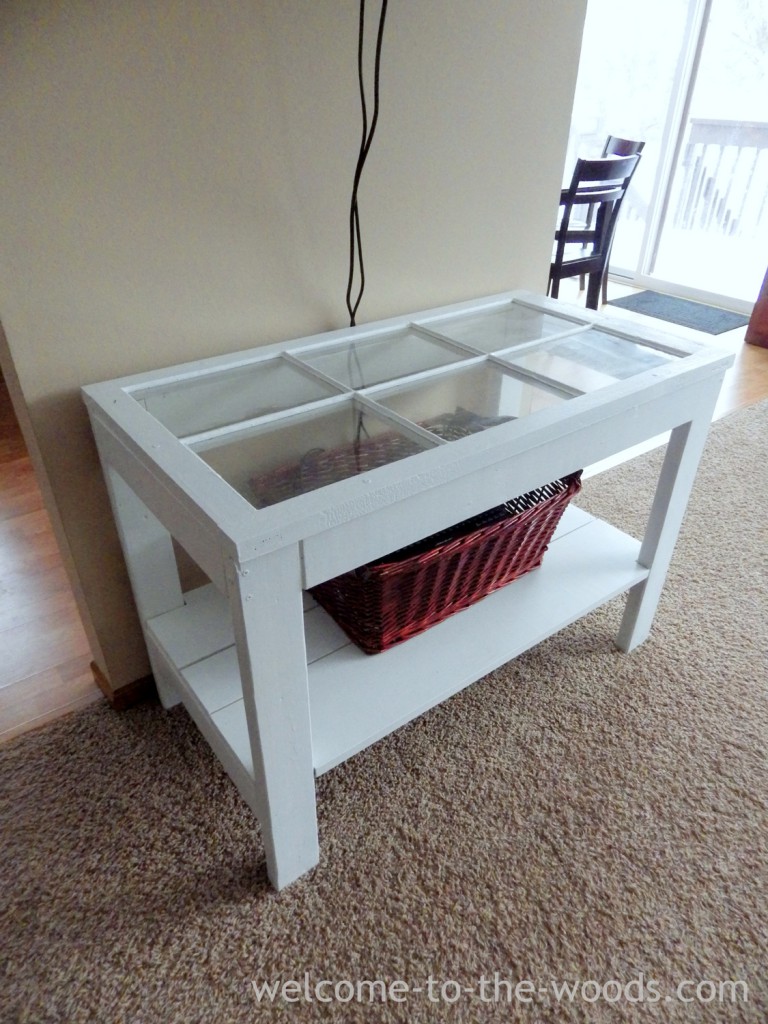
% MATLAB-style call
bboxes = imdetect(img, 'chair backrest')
[550,147,643,308]
[578,138,645,229]
[556,154,641,258]
[603,135,645,158]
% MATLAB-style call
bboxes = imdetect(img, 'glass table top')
[292,326,467,388]
[374,363,568,438]
[423,303,584,353]
[122,298,689,509]
[497,328,677,392]
[193,400,433,508]
[132,357,340,439]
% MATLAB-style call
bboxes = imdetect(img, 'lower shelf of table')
[146,508,647,783]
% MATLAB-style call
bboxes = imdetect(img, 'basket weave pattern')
[250,433,423,507]
[248,411,508,507]
[250,422,581,654]
[311,472,582,654]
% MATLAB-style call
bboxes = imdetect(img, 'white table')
[83,291,733,889]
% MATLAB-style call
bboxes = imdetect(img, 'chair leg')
[586,272,601,310]
[602,270,608,305]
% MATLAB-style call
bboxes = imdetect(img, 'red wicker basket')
[250,422,582,654]
[310,472,582,653]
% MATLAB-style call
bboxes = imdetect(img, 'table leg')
[617,405,715,652]
[227,545,319,890]
[103,465,185,708]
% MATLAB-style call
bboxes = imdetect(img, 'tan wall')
[0,0,587,689]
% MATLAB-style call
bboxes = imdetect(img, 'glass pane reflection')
[294,328,466,388]
[501,329,677,391]
[192,401,433,508]
[424,303,582,353]
[376,364,570,440]
[133,358,338,438]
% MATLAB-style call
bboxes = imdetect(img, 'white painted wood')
[298,370,724,588]
[82,288,734,890]
[98,463,184,709]
[84,293,726,572]
[146,507,592,693]
[145,515,645,781]
[227,546,319,891]
[178,647,241,715]
[100,468,184,621]
[616,378,723,651]
[267,368,717,573]
[147,583,235,670]
[210,700,256,781]
[552,503,594,538]
[304,605,350,662]
[147,653,181,710]
[145,633,257,810]
[147,583,349,673]
[309,517,646,774]
[89,413,234,592]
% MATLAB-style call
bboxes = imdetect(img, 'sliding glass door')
[566,0,768,311]
[650,0,768,305]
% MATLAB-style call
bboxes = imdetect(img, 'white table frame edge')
[83,291,734,890]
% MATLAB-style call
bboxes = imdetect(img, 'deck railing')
[673,119,768,238]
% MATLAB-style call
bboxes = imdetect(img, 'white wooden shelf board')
[309,516,645,773]
[148,583,235,669]
[146,509,646,781]
[143,635,257,809]
[147,580,328,675]
[147,506,594,672]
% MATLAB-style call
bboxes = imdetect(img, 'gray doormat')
[607,290,749,334]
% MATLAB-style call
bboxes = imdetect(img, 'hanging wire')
[345,0,389,328]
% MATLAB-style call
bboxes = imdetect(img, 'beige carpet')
[2,401,766,1023]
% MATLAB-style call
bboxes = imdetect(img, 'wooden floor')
[0,286,766,745]
[0,380,100,744]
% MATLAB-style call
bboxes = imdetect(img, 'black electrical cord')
[345,0,388,328]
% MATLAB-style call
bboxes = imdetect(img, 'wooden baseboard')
[90,661,157,711]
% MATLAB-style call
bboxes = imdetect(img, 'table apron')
[300,373,722,588]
